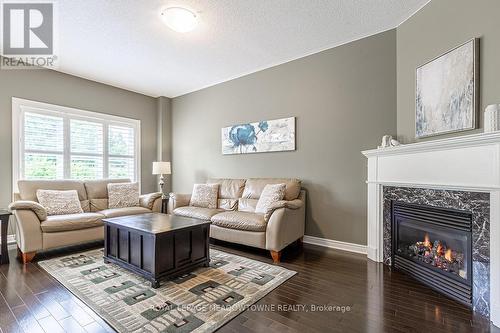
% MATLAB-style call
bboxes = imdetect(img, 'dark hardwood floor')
[0,240,497,333]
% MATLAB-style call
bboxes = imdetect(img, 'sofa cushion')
[18,179,87,201]
[238,198,258,212]
[84,179,130,199]
[80,200,90,212]
[173,206,221,220]
[217,199,238,211]
[242,178,301,201]
[36,189,84,216]
[90,199,108,212]
[211,211,267,232]
[207,178,246,199]
[190,184,219,209]
[41,213,104,233]
[107,182,140,208]
[208,179,246,211]
[99,206,151,218]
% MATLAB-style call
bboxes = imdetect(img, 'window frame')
[12,97,141,192]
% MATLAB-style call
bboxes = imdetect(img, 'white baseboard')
[303,235,367,255]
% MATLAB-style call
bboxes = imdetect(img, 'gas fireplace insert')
[391,201,472,306]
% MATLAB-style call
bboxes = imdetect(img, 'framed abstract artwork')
[415,38,479,138]
[221,117,295,155]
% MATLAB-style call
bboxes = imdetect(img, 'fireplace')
[363,133,496,321]
[391,201,473,306]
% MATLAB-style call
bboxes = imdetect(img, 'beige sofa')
[168,178,305,263]
[9,179,162,263]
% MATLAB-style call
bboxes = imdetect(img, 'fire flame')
[413,233,457,270]
[445,249,452,262]
[437,243,443,255]
[423,233,431,248]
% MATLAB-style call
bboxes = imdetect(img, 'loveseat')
[168,178,305,262]
[9,179,162,263]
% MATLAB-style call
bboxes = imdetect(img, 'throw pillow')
[255,183,286,213]
[108,182,140,208]
[36,189,83,216]
[190,184,219,209]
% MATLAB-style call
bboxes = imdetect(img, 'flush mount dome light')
[160,7,198,33]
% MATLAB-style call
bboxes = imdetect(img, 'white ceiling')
[57,0,429,98]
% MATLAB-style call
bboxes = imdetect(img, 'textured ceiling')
[56,0,429,97]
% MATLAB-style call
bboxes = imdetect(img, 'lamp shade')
[152,161,171,175]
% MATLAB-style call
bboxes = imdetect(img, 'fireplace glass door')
[392,201,473,306]
[395,218,471,283]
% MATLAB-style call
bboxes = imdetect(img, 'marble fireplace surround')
[362,132,500,326]
[383,186,490,316]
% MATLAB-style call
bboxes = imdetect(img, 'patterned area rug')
[38,248,296,333]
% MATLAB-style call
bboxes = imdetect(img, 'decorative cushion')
[211,211,267,232]
[36,190,84,216]
[40,213,104,233]
[190,184,219,209]
[173,206,222,220]
[107,182,140,208]
[99,206,151,218]
[255,184,286,213]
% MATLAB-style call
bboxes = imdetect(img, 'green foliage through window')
[21,110,137,181]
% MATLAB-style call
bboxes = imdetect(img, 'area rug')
[38,248,296,333]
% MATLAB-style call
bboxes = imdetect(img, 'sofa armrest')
[139,192,162,210]
[8,200,47,221]
[265,190,306,252]
[12,209,43,253]
[167,193,191,213]
[264,198,303,221]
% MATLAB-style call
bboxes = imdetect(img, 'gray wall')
[0,65,160,212]
[172,30,397,245]
[397,0,500,143]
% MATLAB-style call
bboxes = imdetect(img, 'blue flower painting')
[222,117,295,155]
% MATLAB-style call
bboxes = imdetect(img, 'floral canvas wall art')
[415,39,478,138]
[221,117,295,155]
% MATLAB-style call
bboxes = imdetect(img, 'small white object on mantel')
[378,135,401,149]
[485,104,500,132]
[362,131,500,327]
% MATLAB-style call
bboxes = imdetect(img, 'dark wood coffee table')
[0,210,11,265]
[102,213,210,288]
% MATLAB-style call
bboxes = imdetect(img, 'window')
[12,98,140,189]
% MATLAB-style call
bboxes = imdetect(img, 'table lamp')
[152,161,171,199]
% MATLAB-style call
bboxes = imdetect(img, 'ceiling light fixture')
[160,7,198,33]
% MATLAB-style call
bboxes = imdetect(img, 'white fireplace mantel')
[362,131,500,325]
